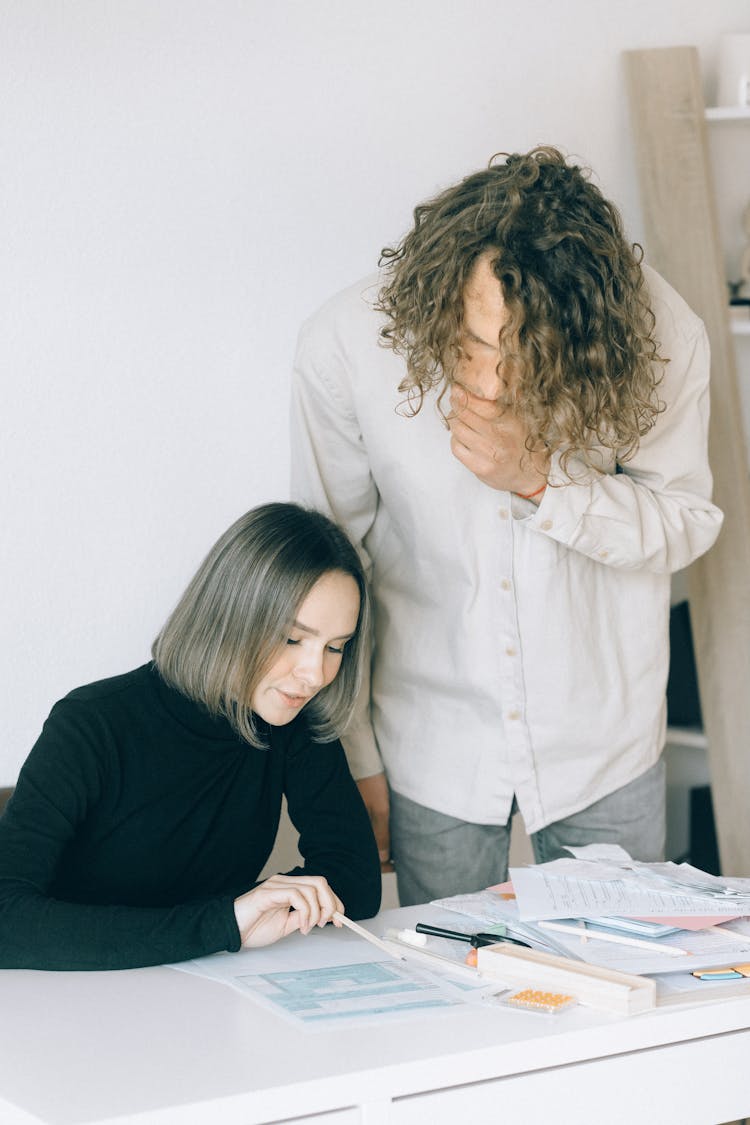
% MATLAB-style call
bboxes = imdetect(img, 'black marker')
[415,922,531,949]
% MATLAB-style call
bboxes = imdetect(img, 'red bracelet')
[516,483,547,500]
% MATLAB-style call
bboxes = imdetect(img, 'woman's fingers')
[234,874,345,948]
[261,874,342,931]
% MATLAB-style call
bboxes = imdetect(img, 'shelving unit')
[666,725,709,751]
[705,106,750,121]
[706,104,750,342]
[625,46,750,877]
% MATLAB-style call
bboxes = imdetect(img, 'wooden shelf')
[705,106,750,121]
[666,725,708,750]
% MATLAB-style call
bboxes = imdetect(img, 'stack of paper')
[509,843,750,923]
[433,845,750,993]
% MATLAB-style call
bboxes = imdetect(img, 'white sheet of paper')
[563,844,633,862]
[170,924,492,1029]
[229,959,470,1028]
[526,921,750,975]
[509,865,750,920]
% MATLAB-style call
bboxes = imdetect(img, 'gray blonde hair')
[152,503,369,748]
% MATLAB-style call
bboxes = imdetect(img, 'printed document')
[171,924,490,1029]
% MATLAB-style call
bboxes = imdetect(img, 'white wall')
[2,0,749,783]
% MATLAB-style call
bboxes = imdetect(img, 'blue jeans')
[388,759,666,907]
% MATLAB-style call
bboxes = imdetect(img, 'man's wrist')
[515,482,547,502]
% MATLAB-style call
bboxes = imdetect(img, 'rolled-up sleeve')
[521,279,723,574]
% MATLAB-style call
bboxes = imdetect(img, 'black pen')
[415,922,531,949]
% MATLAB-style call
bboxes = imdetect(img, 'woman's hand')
[233,873,344,949]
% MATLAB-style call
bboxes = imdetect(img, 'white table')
[2,904,750,1125]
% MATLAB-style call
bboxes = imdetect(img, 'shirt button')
[507,709,521,721]
[541,519,553,531]
[505,646,517,657]
[598,549,609,559]
[498,507,509,519]
[500,579,511,591]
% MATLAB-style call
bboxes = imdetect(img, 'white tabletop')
[2,904,750,1125]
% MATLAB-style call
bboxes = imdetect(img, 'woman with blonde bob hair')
[0,503,381,970]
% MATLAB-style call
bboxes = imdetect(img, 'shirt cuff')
[340,720,384,781]
[511,451,598,547]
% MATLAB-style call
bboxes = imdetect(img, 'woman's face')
[251,570,360,726]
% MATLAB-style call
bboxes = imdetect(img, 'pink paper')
[488,880,516,899]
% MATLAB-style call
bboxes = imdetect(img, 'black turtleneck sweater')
[0,663,381,970]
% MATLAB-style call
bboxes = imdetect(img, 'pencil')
[537,920,687,957]
[332,911,405,959]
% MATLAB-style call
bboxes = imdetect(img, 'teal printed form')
[254,962,437,1010]
[235,960,472,1026]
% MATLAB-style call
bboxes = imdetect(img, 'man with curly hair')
[291,147,723,906]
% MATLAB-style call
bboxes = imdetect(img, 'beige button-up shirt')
[290,266,723,833]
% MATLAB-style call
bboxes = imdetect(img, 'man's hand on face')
[448,384,550,498]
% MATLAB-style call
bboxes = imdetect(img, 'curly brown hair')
[377,146,665,471]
